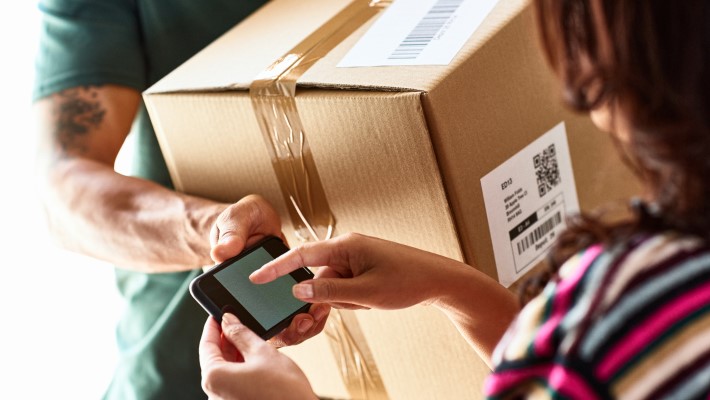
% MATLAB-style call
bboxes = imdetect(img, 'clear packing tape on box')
[249,1,391,398]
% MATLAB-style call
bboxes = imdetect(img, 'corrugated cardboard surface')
[144,0,639,398]
[146,89,473,398]
[146,90,462,260]
[424,4,636,279]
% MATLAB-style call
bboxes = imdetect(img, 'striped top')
[484,232,710,399]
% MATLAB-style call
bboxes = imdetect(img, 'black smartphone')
[189,236,313,340]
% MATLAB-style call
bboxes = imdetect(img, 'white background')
[1,3,121,398]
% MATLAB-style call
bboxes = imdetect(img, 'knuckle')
[242,193,265,204]
[292,245,308,267]
[339,232,361,244]
[209,224,220,245]
[335,232,364,265]
[318,279,337,300]
[236,198,257,219]
[277,330,298,347]
[242,194,265,212]
[241,195,275,228]
[338,232,367,253]
[223,323,249,339]
[216,206,236,226]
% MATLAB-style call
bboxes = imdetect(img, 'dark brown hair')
[521,0,710,302]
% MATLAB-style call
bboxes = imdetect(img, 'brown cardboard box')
[144,0,638,398]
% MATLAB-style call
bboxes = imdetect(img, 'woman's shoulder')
[551,231,710,356]
[561,232,710,386]
[488,232,710,397]
[585,231,710,313]
[574,231,710,392]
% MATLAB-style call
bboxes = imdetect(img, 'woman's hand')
[199,313,317,400]
[250,233,467,310]
[250,233,518,366]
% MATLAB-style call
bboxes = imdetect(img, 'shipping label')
[337,0,499,67]
[480,123,580,287]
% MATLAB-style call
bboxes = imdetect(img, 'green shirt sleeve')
[33,0,146,100]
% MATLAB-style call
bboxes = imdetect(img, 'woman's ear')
[590,102,632,143]
[590,104,613,133]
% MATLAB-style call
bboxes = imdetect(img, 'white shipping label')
[337,0,499,67]
[480,123,580,287]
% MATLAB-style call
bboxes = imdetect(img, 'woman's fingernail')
[297,318,314,334]
[293,283,314,300]
[222,313,238,327]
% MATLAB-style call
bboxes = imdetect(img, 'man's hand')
[208,194,330,347]
[209,194,285,262]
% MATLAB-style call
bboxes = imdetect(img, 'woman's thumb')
[293,279,363,305]
[221,313,263,357]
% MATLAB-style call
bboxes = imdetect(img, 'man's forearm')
[34,85,228,273]
[41,157,226,272]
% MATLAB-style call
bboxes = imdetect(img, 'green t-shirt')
[34,1,267,399]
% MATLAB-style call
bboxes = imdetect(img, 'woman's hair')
[520,0,710,303]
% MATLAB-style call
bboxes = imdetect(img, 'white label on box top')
[337,0,498,67]
[480,123,580,287]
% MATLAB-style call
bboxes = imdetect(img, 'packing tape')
[325,310,388,400]
[249,1,390,398]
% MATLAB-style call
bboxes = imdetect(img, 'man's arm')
[34,84,227,272]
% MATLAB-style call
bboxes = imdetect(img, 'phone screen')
[213,246,307,331]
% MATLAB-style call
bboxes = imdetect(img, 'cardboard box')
[144,0,638,398]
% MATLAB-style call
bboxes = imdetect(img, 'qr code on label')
[534,144,560,197]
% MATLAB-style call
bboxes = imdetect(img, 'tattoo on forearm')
[52,85,106,155]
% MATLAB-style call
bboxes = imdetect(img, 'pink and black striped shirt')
[485,232,710,399]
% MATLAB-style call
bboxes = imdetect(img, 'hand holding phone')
[190,236,314,340]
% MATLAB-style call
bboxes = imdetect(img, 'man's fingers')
[220,313,267,359]
[199,317,226,369]
[211,223,248,263]
[210,195,284,263]
[210,221,249,263]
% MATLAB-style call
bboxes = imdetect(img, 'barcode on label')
[516,212,562,255]
[388,0,464,60]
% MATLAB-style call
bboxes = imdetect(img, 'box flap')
[146,0,526,95]
[146,0,354,94]
[300,0,526,92]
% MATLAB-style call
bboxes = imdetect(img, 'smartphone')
[189,236,313,340]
